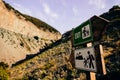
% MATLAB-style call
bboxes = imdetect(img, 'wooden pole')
[90,72,96,80]
[99,45,106,75]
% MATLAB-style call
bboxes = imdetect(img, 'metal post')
[87,43,96,80]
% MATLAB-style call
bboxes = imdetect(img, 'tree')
[109,5,120,12]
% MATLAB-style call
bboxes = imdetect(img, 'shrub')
[0,67,9,80]
[0,62,9,69]
[22,75,28,80]
[44,63,53,70]
[34,36,39,40]
[0,62,9,80]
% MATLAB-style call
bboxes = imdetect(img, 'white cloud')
[72,6,79,16]
[12,3,32,15]
[89,0,106,9]
[42,3,59,19]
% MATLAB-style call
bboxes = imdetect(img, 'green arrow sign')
[73,20,93,46]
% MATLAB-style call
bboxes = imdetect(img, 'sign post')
[87,43,96,80]
[73,20,93,46]
[74,47,97,72]
[70,15,109,80]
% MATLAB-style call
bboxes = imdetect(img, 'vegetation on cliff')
[1,1,120,79]
[0,62,9,80]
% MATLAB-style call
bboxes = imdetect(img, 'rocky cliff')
[0,0,61,40]
[0,0,61,65]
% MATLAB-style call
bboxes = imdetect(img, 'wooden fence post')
[99,45,106,75]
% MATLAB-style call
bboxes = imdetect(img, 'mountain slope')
[0,1,120,79]
[100,6,120,76]
[0,0,61,65]
[10,40,74,80]
[100,5,120,57]
[9,6,120,80]
[0,27,53,65]
[0,0,61,40]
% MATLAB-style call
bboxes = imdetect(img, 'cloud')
[12,3,32,15]
[42,3,59,19]
[72,6,79,16]
[89,0,106,9]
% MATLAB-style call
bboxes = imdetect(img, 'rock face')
[0,0,61,65]
[0,0,61,40]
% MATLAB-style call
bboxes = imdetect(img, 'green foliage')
[22,75,28,80]
[3,1,23,17]
[0,62,9,80]
[0,62,9,69]
[0,67,9,80]
[44,63,53,70]
[40,72,46,79]
[109,5,120,12]
[100,5,120,20]
[3,1,14,10]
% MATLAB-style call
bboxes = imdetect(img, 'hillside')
[0,0,62,65]
[100,5,120,77]
[0,0,61,40]
[100,5,120,58]
[0,1,120,79]
[0,28,54,65]
[7,6,120,80]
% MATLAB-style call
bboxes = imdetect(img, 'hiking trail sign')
[73,20,93,46]
[70,15,109,80]
[74,47,97,72]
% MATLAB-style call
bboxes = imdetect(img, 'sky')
[4,0,120,34]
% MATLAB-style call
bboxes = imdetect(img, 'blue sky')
[4,0,120,34]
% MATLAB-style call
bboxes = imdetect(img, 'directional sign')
[74,47,97,72]
[73,20,93,46]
